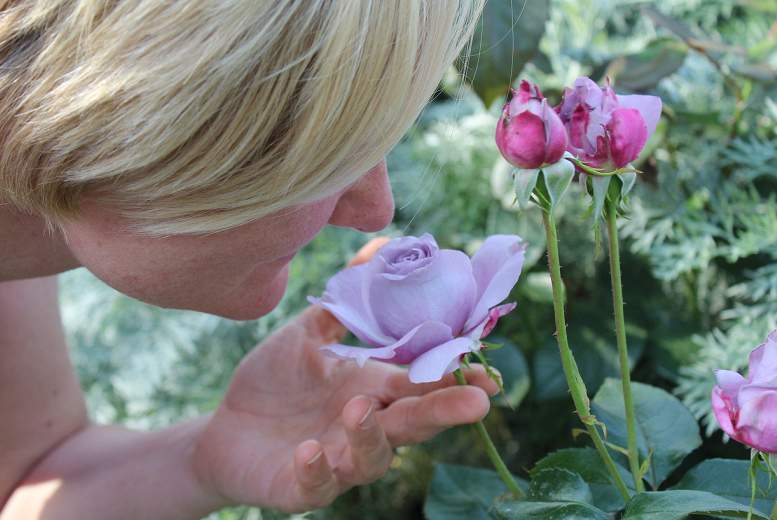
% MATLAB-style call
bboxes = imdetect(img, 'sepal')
[511,167,540,210]
[510,154,575,214]
[541,153,576,211]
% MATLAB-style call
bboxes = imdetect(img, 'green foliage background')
[59,0,777,518]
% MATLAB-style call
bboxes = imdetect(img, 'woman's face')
[61,161,394,320]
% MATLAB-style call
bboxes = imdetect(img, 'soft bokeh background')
[59,0,777,518]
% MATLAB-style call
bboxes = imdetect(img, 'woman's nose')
[328,160,394,232]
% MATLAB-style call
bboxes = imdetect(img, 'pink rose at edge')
[308,234,525,384]
[556,77,662,169]
[711,329,777,453]
[495,80,568,170]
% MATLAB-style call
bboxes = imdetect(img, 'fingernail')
[306,450,323,467]
[358,403,375,430]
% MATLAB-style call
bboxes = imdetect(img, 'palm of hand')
[194,241,498,513]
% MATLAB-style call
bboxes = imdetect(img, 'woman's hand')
[193,239,499,513]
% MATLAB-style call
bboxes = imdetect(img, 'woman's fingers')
[291,439,340,512]
[289,395,395,512]
[380,385,491,446]
[341,395,394,485]
[383,363,500,401]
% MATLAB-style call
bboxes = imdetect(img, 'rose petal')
[384,321,454,364]
[601,82,620,113]
[748,332,777,386]
[320,321,453,367]
[309,261,393,347]
[542,101,568,165]
[466,302,517,340]
[567,103,592,154]
[571,77,602,112]
[496,110,548,170]
[370,250,477,338]
[711,386,738,440]
[608,107,648,168]
[585,107,611,156]
[463,235,525,332]
[734,387,777,453]
[714,369,746,399]
[616,94,662,137]
[508,80,537,113]
[377,234,439,279]
[482,302,516,338]
[407,337,478,384]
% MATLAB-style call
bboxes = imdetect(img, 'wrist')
[176,414,233,516]
[2,417,231,520]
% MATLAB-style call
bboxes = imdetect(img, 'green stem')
[541,210,631,501]
[770,500,777,520]
[605,198,646,493]
[453,369,523,499]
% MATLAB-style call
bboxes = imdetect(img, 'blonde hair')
[0,0,484,234]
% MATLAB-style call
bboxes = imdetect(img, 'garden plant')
[58,1,777,518]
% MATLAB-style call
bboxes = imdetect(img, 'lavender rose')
[309,234,525,383]
[712,330,777,453]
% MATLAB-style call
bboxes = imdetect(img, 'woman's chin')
[210,264,291,321]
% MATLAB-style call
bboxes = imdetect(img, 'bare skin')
[0,162,498,518]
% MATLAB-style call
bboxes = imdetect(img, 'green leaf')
[513,168,540,210]
[591,379,702,488]
[622,490,768,519]
[531,448,634,512]
[483,338,530,409]
[730,61,777,83]
[532,320,646,401]
[605,38,687,91]
[424,464,526,520]
[457,0,550,106]
[672,458,777,517]
[647,321,701,381]
[541,158,575,210]
[490,500,611,520]
[529,468,594,504]
[640,6,697,42]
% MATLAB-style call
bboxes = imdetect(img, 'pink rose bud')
[711,330,777,453]
[556,77,662,169]
[496,80,568,170]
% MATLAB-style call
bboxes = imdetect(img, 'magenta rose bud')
[495,80,568,170]
[556,77,662,169]
[309,234,525,383]
[711,330,777,453]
